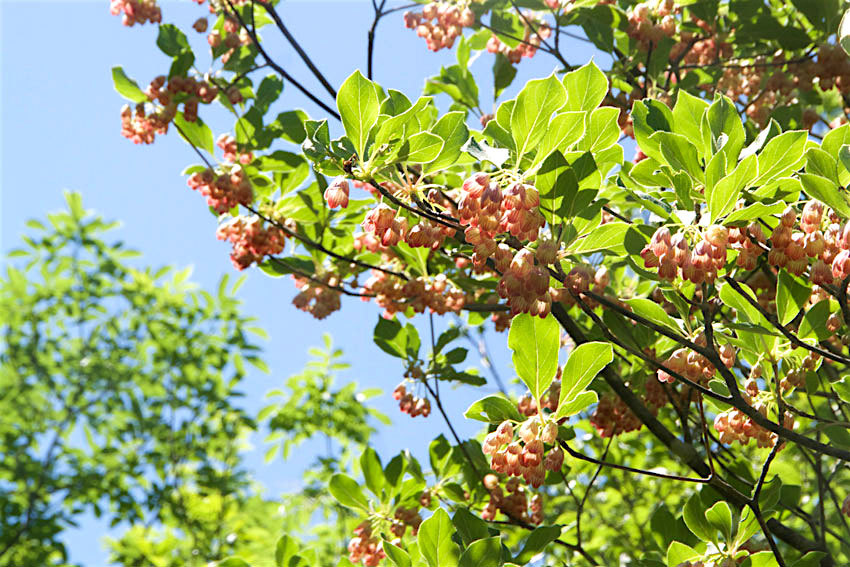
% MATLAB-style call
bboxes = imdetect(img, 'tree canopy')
[19,0,850,565]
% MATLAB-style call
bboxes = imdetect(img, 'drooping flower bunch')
[292,272,343,320]
[109,0,161,26]
[481,474,544,525]
[485,13,551,64]
[392,380,432,418]
[187,167,253,215]
[216,215,287,270]
[403,1,476,52]
[482,418,564,488]
[347,521,385,567]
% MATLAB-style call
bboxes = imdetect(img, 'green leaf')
[568,222,630,254]
[735,507,761,548]
[632,99,674,163]
[672,91,709,159]
[577,107,620,153]
[383,541,412,567]
[704,501,733,542]
[173,113,215,155]
[276,535,299,567]
[724,202,786,225]
[337,70,381,160]
[511,74,567,158]
[508,313,560,402]
[754,131,807,186]
[374,97,430,147]
[373,317,409,359]
[652,131,705,183]
[683,494,715,543]
[790,552,828,567]
[776,271,811,325]
[800,173,850,218]
[709,154,757,222]
[111,66,148,103]
[705,150,726,193]
[823,424,850,448]
[157,23,190,56]
[799,299,831,341]
[806,147,839,184]
[398,131,444,163]
[747,552,780,567]
[703,94,745,164]
[832,378,850,403]
[625,298,682,334]
[840,6,850,55]
[458,536,502,567]
[360,447,384,498]
[529,111,585,171]
[425,111,469,173]
[562,61,608,112]
[666,541,701,567]
[328,473,370,512]
[514,526,562,564]
[419,508,461,567]
[424,65,480,109]
[452,508,490,545]
[493,53,517,100]
[555,341,612,419]
[464,395,525,423]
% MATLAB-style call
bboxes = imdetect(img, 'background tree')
[0,192,263,566]
[104,0,850,566]
[105,335,389,567]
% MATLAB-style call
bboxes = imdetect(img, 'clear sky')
[0,1,599,564]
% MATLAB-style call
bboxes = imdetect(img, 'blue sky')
[1,1,599,564]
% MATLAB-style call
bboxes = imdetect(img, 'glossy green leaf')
[672,91,709,159]
[652,131,705,183]
[337,70,381,160]
[397,131,444,163]
[111,66,147,103]
[425,111,469,173]
[704,501,733,541]
[800,173,850,218]
[776,270,811,325]
[666,541,701,567]
[328,473,370,512]
[562,61,608,112]
[529,111,585,171]
[568,222,631,253]
[360,446,384,498]
[578,107,620,152]
[452,508,490,545]
[418,508,461,567]
[156,23,190,56]
[508,313,560,402]
[276,535,299,567]
[173,113,215,155]
[683,494,715,542]
[458,536,502,567]
[754,131,808,185]
[514,526,562,564]
[625,298,682,334]
[555,341,611,419]
[709,154,757,222]
[383,541,412,567]
[703,94,745,164]
[511,74,567,158]
[465,395,525,424]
